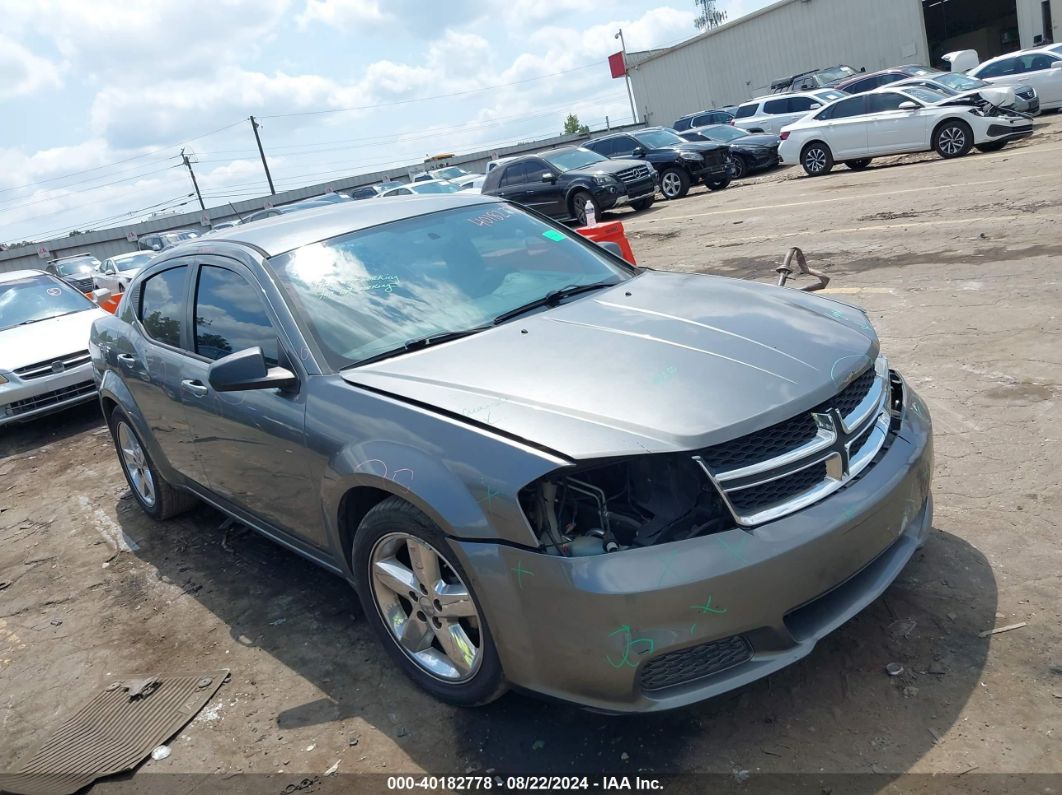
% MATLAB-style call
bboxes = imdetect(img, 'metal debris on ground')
[978,622,1027,638]
[150,745,170,761]
[886,663,904,676]
[0,669,228,795]
[323,760,340,776]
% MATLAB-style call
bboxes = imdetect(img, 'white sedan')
[779,86,1033,176]
[378,179,462,197]
[92,250,156,294]
[0,270,108,426]
[967,48,1062,111]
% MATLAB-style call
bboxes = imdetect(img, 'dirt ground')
[2,116,1061,792]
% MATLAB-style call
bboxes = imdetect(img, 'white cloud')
[0,34,62,99]
[298,0,386,28]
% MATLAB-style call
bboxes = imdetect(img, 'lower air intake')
[640,635,752,692]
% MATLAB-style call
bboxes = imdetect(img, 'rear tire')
[933,120,974,159]
[845,158,873,170]
[630,196,655,211]
[659,167,691,200]
[353,496,507,707]
[730,155,749,180]
[800,142,834,176]
[108,408,197,520]
[975,140,1007,153]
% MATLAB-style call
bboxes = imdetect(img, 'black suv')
[583,128,731,200]
[481,146,657,226]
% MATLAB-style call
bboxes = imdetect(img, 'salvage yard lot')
[2,116,1060,787]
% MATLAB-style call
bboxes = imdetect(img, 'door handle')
[116,353,136,366]
[181,379,209,397]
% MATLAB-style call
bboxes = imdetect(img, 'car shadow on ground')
[0,402,104,459]
[121,503,995,777]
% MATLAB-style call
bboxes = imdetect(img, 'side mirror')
[809,103,822,109]
[541,172,557,183]
[208,347,297,392]
[898,101,919,110]
[632,146,647,156]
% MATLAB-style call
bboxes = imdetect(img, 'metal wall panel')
[628,0,928,127]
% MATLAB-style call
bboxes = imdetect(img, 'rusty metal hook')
[775,247,830,292]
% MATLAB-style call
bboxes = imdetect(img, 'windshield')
[816,66,857,83]
[0,275,92,332]
[270,203,631,369]
[411,182,460,194]
[431,166,470,181]
[905,86,950,103]
[695,125,747,142]
[114,252,155,271]
[56,258,98,276]
[542,148,606,172]
[935,72,984,90]
[635,129,686,148]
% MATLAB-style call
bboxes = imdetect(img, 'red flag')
[608,51,627,79]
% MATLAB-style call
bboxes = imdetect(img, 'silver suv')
[733,90,847,134]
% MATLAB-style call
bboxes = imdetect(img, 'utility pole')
[180,148,205,211]
[615,29,638,124]
[249,115,276,195]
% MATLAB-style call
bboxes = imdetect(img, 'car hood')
[570,158,649,178]
[934,86,1015,108]
[731,133,780,148]
[0,308,106,370]
[342,271,878,460]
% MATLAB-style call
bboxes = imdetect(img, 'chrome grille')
[696,356,896,526]
[640,635,751,691]
[6,381,96,416]
[14,350,92,380]
[615,165,654,185]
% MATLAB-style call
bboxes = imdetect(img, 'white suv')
[732,90,847,134]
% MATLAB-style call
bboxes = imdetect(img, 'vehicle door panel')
[866,93,926,153]
[123,262,204,483]
[185,258,322,546]
[519,158,564,217]
[494,163,530,203]
[819,96,869,158]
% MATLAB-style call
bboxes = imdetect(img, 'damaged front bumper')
[450,382,933,712]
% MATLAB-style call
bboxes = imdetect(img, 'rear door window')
[817,95,868,120]
[763,98,789,114]
[735,103,758,118]
[500,163,531,187]
[977,58,1015,78]
[787,96,816,112]
[194,265,278,364]
[867,92,908,112]
[139,266,187,348]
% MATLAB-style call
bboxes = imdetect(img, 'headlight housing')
[679,151,704,161]
[592,175,620,186]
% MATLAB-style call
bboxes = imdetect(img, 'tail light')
[780,131,790,141]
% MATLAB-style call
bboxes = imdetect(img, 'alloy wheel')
[117,421,156,507]
[572,193,593,225]
[661,171,682,198]
[939,126,966,155]
[369,532,482,682]
[804,147,828,173]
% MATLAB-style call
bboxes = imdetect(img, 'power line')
[0,164,180,214]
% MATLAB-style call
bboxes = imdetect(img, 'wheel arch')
[98,369,182,484]
[931,114,973,139]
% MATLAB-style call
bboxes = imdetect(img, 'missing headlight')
[519,454,733,556]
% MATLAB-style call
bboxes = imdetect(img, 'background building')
[627,0,1059,127]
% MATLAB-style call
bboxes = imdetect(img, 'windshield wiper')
[492,280,618,325]
[345,325,493,369]
[16,310,81,327]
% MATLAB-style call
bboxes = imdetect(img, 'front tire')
[569,190,598,226]
[705,176,731,190]
[975,140,1007,153]
[730,155,749,180]
[353,497,507,707]
[659,167,690,200]
[933,120,974,159]
[108,408,197,520]
[845,158,873,170]
[630,196,655,211]
[800,142,834,176]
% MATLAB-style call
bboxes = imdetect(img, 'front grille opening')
[848,423,875,459]
[640,635,752,692]
[727,461,827,513]
[698,412,818,472]
[7,381,95,415]
[818,366,875,417]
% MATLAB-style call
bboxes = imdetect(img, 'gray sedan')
[89,195,933,712]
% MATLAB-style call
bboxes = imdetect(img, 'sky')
[0,0,774,245]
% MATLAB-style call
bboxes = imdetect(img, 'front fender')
[96,368,184,485]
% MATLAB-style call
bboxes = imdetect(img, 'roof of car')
[0,269,48,283]
[184,193,498,257]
